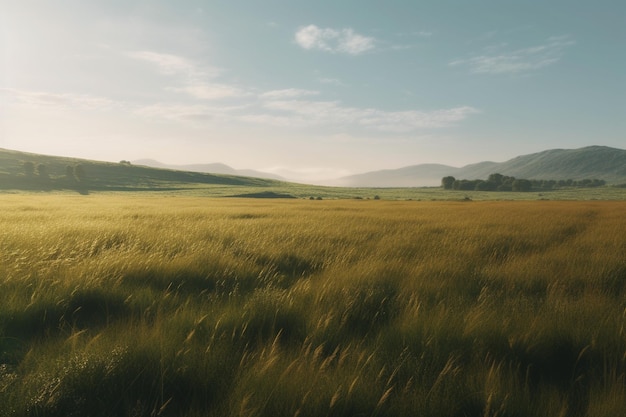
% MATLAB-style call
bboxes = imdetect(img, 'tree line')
[21,161,86,181]
[0,161,89,193]
[441,173,606,192]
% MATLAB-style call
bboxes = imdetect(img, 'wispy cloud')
[2,85,478,134]
[133,102,247,123]
[0,88,123,111]
[294,25,376,55]
[132,91,478,133]
[169,83,250,100]
[450,36,575,75]
[260,88,320,99]
[127,50,248,100]
[251,96,479,132]
[127,51,220,79]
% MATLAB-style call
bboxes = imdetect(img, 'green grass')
[1,196,625,416]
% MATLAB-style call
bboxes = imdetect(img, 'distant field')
[3,183,626,201]
[1,196,625,416]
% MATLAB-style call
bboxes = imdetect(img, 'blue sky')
[1,0,624,182]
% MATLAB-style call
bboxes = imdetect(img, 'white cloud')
[260,88,320,99]
[255,96,479,132]
[127,50,250,101]
[0,88,122,111]
[139,89,478,133]
[170,83,250,100]
[127,51,220,79]
[134,103,212,121]
[2,85,477,135]
[294,25,375,55]
[133,102,248,124]
[450,36,575,75]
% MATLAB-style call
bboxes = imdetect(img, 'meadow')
[1,195,625,416]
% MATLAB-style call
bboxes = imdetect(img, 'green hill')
[338,146,626,187]
[456,146,626,181]
[0,148,278,193]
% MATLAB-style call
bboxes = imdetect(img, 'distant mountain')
[132,159,285,181]
[336,146,626,187]
[334,164,462,187]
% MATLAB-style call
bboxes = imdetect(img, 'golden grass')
[1,195,625,416]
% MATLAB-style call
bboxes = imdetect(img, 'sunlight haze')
[1,0,624,183]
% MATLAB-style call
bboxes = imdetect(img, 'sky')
[1,0,624,183]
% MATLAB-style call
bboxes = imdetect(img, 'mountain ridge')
[336,146,626,187]
[132,159,285,181]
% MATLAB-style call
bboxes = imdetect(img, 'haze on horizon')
[1,0,624,183]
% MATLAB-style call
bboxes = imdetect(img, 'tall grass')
[1,195,625,416]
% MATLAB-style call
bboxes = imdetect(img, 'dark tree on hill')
[66,165,75,180]
[441,176,456,190]
[37,164,49,179]
[23,161,35,177]
[74,165,85,181]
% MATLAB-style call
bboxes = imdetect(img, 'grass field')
[1,195,625,416]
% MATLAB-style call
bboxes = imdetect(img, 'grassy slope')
[0,148,278,192]
[1,196,625,417]
[459,145,626,181]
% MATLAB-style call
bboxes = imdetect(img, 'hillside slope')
[338,146,626,187]
[459,146,626,181]
[0,148,278,192]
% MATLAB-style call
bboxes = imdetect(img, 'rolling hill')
[336,146,626,187]
[0,148,278,192]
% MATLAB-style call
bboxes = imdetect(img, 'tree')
[74,165,86,181]
[475,180,497,191]
[512,179,532,192]
[66,165,75,180]
[37,164,49,179]
[487,173,504,186]
[454,179,477,191]
[23,161,35,177]
[441,176,456,190]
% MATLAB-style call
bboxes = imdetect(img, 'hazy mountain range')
[333,146,626,187]
[133,146,626,187]
[132,146,626,187]
[131,159,285,181]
